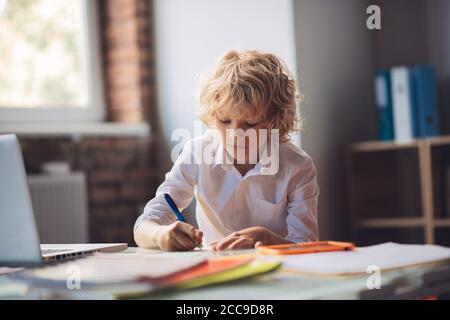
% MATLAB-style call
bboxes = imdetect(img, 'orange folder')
[137,256,253,286]
[256,241,355,255]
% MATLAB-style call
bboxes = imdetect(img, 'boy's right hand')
[156,221,203,251]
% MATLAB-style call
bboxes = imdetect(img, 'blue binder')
[411,65,439,137]
[408,68,420,138]
[374,69,394,141]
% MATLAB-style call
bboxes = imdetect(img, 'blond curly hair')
[197,49,301,142]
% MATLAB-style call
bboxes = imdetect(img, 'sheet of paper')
[281,242,450,275]
[0,267,23,275]
[24,252,207,284]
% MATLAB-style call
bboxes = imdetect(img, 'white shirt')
[134,130,319,246]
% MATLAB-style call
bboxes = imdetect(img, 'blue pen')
[164,193,203,249]
[164,193,187,222]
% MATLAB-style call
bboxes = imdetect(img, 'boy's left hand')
[210,227,274,251]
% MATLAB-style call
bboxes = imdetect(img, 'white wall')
[153,0,299,222]
[154,0,297,144]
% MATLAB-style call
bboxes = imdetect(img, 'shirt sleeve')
[285,158,319,242]
[134,140,198,231]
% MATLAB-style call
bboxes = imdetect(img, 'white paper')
[0,267,24,275]
[282,242,450,275]
[25,252,207,284]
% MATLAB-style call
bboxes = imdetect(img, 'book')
[112,256,281,299]
[411,65,439,137]
[374,69,394,141]
[158,255,253,285]
[391,67,416,141]
[173,258,282,291]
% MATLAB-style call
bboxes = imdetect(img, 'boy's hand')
[210,227,274,251]
[156,221,203,251]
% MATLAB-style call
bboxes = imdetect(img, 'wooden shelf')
[357,218,425,228]
[434,219,450,227]
[349,135,450,153]
[349,140,419,153]
[357,218,450,229]
[347,135,450,244]
[428,136,450,146]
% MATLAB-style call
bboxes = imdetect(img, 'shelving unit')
[347,135,450,245]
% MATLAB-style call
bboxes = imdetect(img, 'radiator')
[27,172,89,243]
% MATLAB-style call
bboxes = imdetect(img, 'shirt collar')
[211,134,278,178]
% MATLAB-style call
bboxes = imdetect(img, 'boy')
[134,50,319,251]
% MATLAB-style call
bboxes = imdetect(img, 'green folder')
[115,258,281,299]
[174,259,282,291]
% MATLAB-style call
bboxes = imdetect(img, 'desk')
[1,247,450,300]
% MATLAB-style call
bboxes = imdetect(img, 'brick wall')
[20,137,158,244]
[18,0,159,245]
[101,0,155,124]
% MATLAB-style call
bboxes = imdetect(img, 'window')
[0,0,104,123]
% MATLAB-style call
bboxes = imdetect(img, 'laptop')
[0,134,127,267]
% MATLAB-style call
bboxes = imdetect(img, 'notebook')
[159,256,254,285]
[17,252,207,287]
[115,256,260,298]
[282,242,450,275]
[174,258,282,291]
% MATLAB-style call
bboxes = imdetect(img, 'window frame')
[0,0,105,123]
